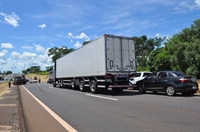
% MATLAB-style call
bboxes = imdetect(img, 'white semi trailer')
[52,34,136,93]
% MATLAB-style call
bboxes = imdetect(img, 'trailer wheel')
[59,80,63,88]
[53,82,56,87]
[71,80,78,90]
[90,80,99,94]
[71,80,75,88]
[79,80,86,92]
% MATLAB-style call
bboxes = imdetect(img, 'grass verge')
[197,80,200,93]
[0,82,9,96]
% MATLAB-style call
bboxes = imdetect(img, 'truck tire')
[79,80,86,92]
[71,80,74,89]
[53,82,56,87]
[71,80,78,90]
[90,80,99,94]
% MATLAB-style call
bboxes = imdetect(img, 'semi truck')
[52,34,136,93]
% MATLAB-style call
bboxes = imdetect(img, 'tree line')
[21,19,200,78]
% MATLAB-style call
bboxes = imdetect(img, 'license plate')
[192,86,197,89]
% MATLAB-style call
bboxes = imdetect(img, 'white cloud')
[1,43,14,48]
[0,12,20,27]
[155,33,161,37]
[22,45,34,50]
[34,44,45,52]
[38,23,47,29]
[22,51,37,59]
[11,52,21,59]
[74,41,82,49]
[176,0,200,11]
[38,54,49,63]
[195,0,200,7]
[0,59,6,64]
[1,50,8,54]
[0,50,8,58]
[68,32,89,40]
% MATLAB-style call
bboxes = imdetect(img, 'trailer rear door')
[106,35,135,72]
[122,38,136,72]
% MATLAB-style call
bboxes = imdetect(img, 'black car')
[138,71,198,96]
[13,76,28,85]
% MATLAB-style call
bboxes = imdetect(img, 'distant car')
[47,77,53,84]
[13,76,28,85]
[33,76,38,80]
[0,76,4,80]
[30,77,38,83]
[138,71,198,96]
[129,72,152,86]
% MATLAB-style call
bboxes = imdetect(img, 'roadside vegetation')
[0,82,9,96]
[26,74,48,82]
[198,80,200,93]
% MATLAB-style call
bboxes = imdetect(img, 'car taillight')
[179,78,189,83]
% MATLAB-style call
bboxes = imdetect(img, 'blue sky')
[0,0,200,73]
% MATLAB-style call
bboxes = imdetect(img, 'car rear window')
[135,73,141,77]
[171,71,185,77]
[143,73,151,77]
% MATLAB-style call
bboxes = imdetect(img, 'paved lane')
[22,82,200,132]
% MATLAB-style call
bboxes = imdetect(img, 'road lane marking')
[0,125,12,131]
[49,87,56,89]
[22,86,78,132]
[2,96,18,98]
[86,94,118,101]
[0,104,16,106]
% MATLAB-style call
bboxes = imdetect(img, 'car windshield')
[15,76,22,79]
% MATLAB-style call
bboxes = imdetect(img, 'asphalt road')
[21,82,200,132]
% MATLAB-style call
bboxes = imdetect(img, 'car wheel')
[138,84,146,94]
[166,86,176,96]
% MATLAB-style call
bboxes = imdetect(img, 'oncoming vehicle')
[138,71,198,96]
[47,71,53,84]
[13,75,28,85]
[30,76,39,83]
[0,75,4,80]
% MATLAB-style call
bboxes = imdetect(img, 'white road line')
[22,86,78,132]
[0,125,12,131]
[86,94,118,101]
[2,96,18,98]
[49,87,56,89]
[0,104,16,106]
